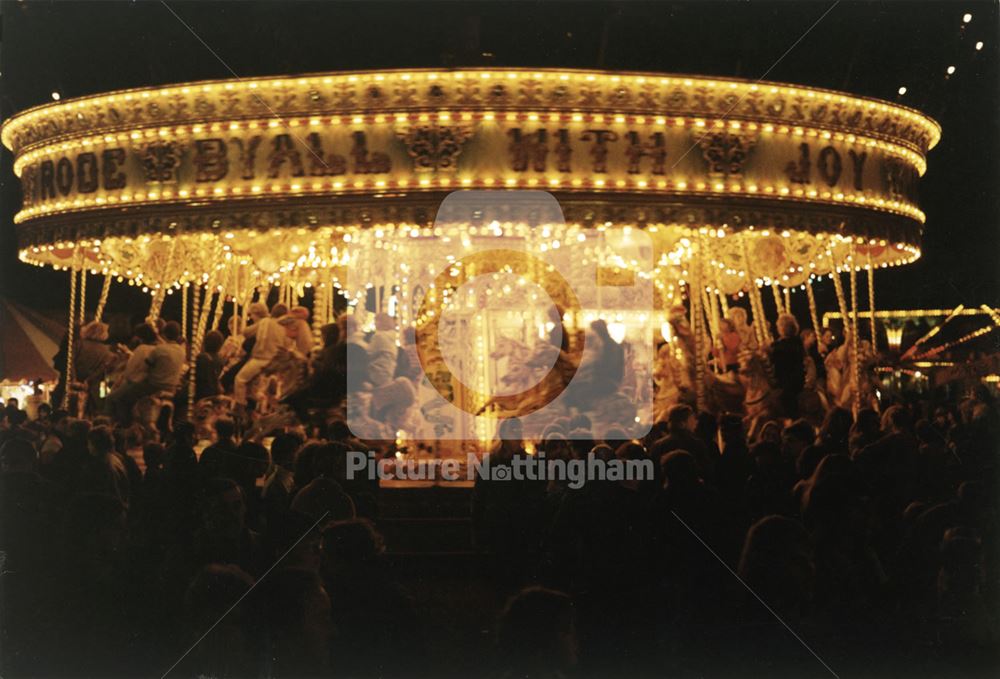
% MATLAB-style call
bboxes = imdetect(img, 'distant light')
[962,13,972,23]
[976,41,984,50]
[607,322,627,344]
[898,86,907,96]
[946,65,956,75]
[51,91,61,101]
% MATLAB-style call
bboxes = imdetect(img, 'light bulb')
[607,322,627,344]
[51,91,61,101]
[976,41,984,50]
[898,86,907,95]
[946,65,956,75]
[660,321,673,343]
[962,12,972,23]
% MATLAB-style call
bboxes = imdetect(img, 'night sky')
[1,0,997,321]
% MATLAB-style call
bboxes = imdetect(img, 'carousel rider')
[726,306,758,352]
[107,321,185,422]
[769,314,806,419]
[563,319,624,410]
[105,323,158,421]
[287,306,315,357]
[74,320,117,413]
[233,302,289,406]
[714,317,743,373]
[343,313,416,437]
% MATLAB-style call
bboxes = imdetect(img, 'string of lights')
[913,323,999,360]
[897,9,986,105]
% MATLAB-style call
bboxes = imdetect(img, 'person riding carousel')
[233,302,289,408]
[770,314,806,419]
[713,317,743,374]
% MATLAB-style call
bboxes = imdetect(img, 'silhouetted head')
[201,477,246,540]
[213,418,235,443]
[667,404,696,433]
[796,444,827,480]
[738,515,813,619]
[660,450,700,488]
[87,425,115,457]
[497,587,576,675]
[1,437,38,473]
[320,518,385,580]
[782,419,815,457]
[202,330,224,355]
[320,323,340,348]
[248,302,268,321]
[271,431,305,469]
[81,321,109,341]
[133,323,158,345]
[819,407,852,446]
[590,319,611,343]
[267,510,323,572]
[161,321,182,343]
[776,314,799,339]
[291,477,356,522]
[880,404,911,434]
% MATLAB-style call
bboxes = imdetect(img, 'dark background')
[1,0,997,320]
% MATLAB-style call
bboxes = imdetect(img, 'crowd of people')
[48,300,433,443]
[0,299,998,677]
[51,301,330,428]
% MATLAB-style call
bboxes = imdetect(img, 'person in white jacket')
[288,306,314,358]
[367,312,398,389]
[234,302,290,405]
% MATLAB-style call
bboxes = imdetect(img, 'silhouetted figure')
[321,519,424,677]
[651,404,716,484]
[496,586,577,678]
[770,314,806,419]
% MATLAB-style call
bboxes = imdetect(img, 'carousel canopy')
[0,298,62,383]
[1,68,939,308]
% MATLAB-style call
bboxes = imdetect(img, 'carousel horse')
[370,377,418,431]
[246,346,310,416]
[737,348,783,424]
[243,404,301,442]
[191,394,236,441]
[653,342,693,421]
[474,327,644,438]
[739,343,836,428]
[799,349,830,425]
[704,368,747,414]
[652,309,701,417]
[133,389,175,437]
[825,338,878,411]
[653,309,747,417]
[476,335,577,418]
[344,379,418,441]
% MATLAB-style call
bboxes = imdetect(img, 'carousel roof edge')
[1,67,941,154]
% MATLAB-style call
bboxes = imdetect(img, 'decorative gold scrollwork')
[697,130,758,179]
[397,125,470,173]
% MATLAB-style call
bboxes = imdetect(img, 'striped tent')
[0,298,64,383]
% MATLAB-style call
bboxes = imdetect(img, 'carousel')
[1,68,939,444]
